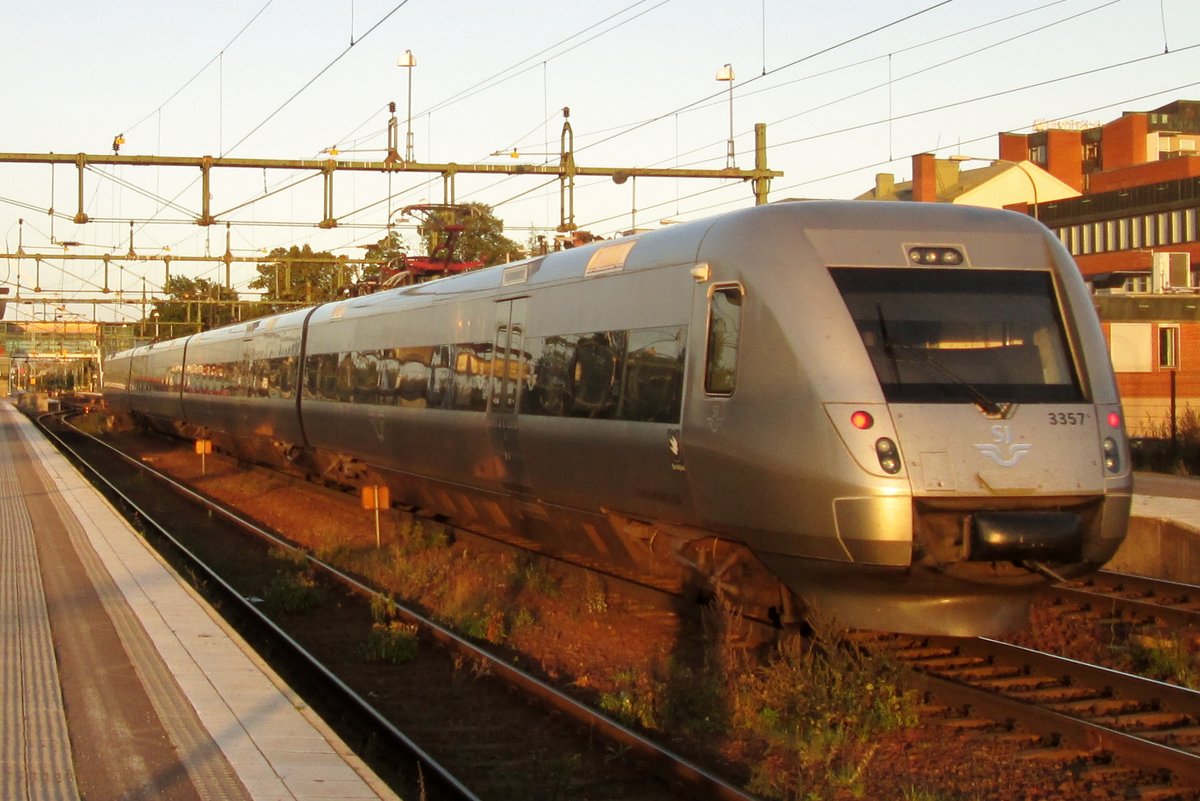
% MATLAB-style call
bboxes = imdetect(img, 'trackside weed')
[365,620,420,664]
[734,617,920,801]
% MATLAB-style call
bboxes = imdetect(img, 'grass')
[585,598,920,801]
[257,504,923,800]
[1132,407,1200,474]
[733,617,920,801]
[263,569,323,613]
[598,668,661,729]
[1127,633,1198,687]
[365,621,420,664]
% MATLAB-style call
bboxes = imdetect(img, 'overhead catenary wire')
[7,0,1197,317]
[121,0,277,141]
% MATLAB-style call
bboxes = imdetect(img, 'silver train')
[103,200,1132,636]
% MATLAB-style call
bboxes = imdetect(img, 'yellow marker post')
[194,438,212,475]
[361,485,390,548]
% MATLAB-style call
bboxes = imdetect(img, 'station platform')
[0,400,399,801]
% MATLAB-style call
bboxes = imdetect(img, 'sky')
[2,0,1199,323]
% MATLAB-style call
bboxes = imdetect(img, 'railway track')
[46,407,1200,799]
[1046,572,1200,629]
[864,632,1200,797]
[38,411,756,801]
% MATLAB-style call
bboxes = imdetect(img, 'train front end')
[712,202,1132,636]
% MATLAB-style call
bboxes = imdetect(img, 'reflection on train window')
[831,267,1083,404]
[523,326,685,422]
[525,335,576,416]
[298,324,685,423]
[452,343,492,411]
[570,332,624,418]
[705,286,742,395]
[622,327,685,422]
[490,325,526,414]
[428,345,454,408]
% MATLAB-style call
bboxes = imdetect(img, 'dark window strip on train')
[172,356,301,400]
[294,325,687,423]
[135,326,688,423]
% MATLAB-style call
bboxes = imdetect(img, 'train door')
[488,297,530,490]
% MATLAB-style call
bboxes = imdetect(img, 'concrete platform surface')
[0,400,400,801]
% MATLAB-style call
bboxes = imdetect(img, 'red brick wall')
[1046,129,1083,191]
[912,153,937,202]
[1074,250,1155,279]
[1103,320,1200,435]
[1075,245,1200,280]
[1089,156,1200,193]
[1101,113,1149,171]
[999,132,1028,164]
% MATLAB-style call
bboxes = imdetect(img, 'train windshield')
[830,267,1083,405]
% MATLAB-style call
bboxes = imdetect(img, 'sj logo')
[974,424,1032,468]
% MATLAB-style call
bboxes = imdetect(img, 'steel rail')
[904,634,1200,788]
[49,414,760,801]
[34,412,481,801]
[1044,570,1200,628]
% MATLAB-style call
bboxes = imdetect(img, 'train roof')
[107,199,1061,357]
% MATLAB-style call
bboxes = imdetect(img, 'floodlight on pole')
[716,63,735,168]
[397,50,417,163]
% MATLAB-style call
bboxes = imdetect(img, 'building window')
[1124,276,1151,293]
[1029,145,1046,164]
[1159,325,1180,370]
[1171,210,1185,244]
[1117,218,1130,251]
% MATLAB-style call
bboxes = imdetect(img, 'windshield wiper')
[874,304,1002,415]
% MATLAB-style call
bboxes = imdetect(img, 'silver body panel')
[103,201,1133,635]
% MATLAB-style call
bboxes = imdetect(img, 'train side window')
[279,356,297,399]
[451,343,490,412]
[397,347,432,407]
[428,345,453,408]
[570,331,625,418]
[524,335,575,416]
[705,286,743,395]
[622,326,685,422]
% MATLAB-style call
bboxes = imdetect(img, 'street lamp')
[949,155,1039,220]
[715,63,735,168]
[397,50,417,163]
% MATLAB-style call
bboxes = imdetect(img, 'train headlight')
[907,246,964,266]
[875,437,902,474]
[1102,436,1121,474]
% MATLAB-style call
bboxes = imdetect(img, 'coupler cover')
[968,511,1082,562]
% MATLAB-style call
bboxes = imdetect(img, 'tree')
[414,202,524,266]
[247,244,353,314]
[360,230,407,285]
[152,275,240,330]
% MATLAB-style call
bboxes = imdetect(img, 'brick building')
[865,101,1200,436]
[1006,101,1200,436]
